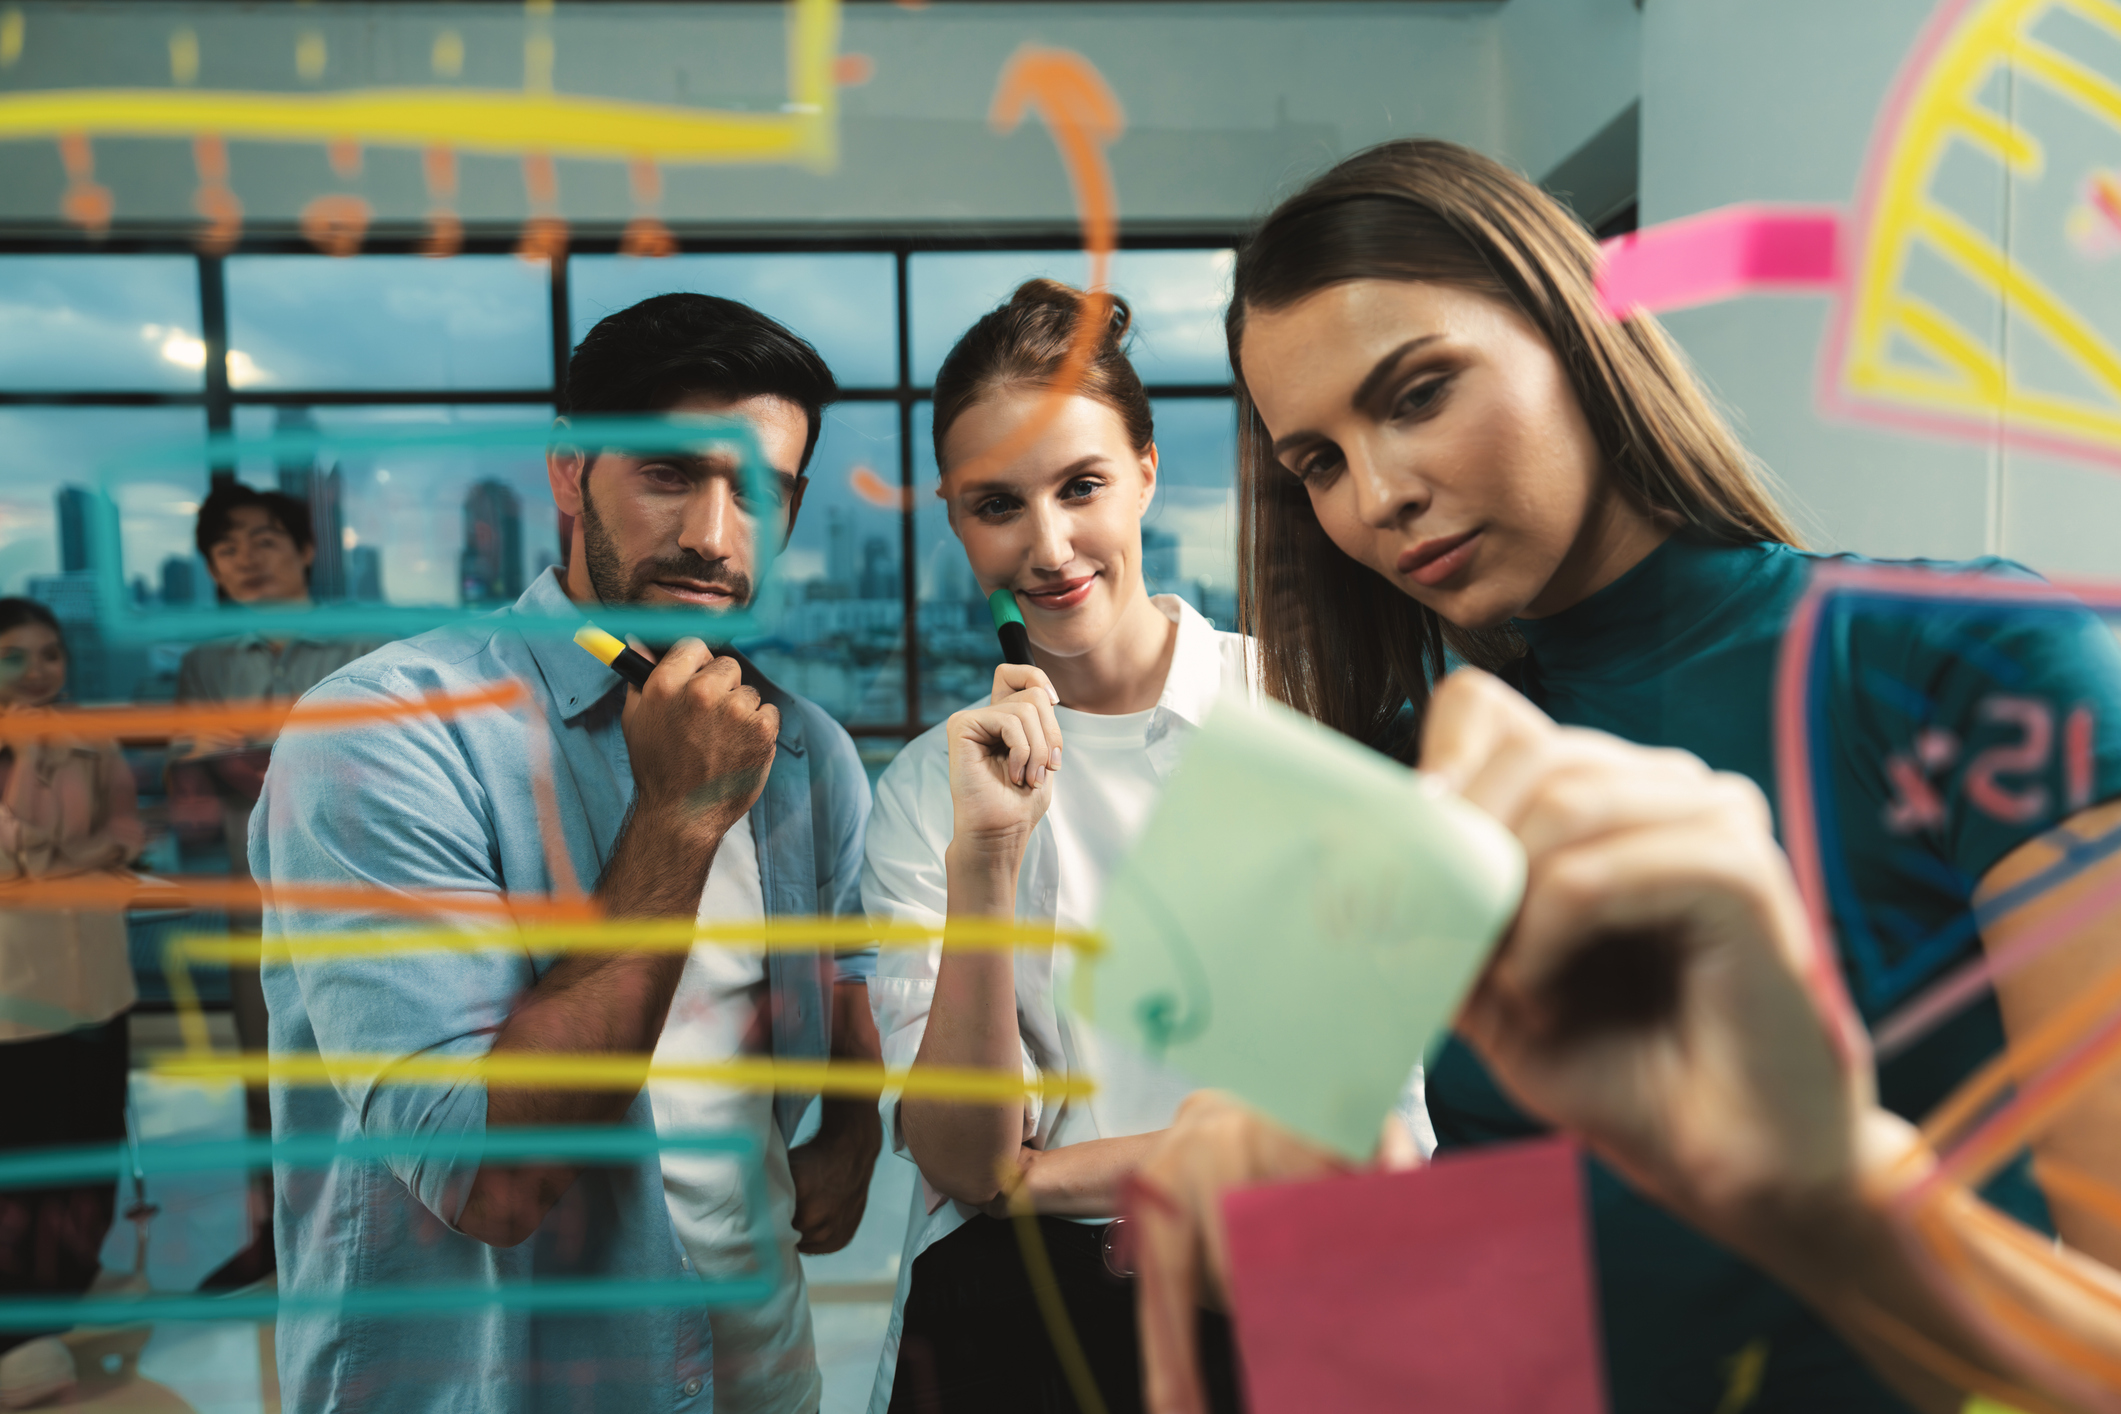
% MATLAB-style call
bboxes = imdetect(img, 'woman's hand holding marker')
[1433,669,1874,1237]
[944,663,1064,862]
[1130,669,1883,1414]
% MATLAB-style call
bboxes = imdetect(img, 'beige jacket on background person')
[0,725,144,1042]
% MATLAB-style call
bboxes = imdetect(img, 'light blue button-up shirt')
[254,568,871,1414]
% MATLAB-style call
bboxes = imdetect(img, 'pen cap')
[988,588,1026,631]
[572,625,627,666]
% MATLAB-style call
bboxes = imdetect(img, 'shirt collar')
[513,568,618,721]
[1148,593,1226,731]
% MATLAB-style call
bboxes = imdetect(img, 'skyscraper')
[826,507,857,595]
[858,534,896,601]
[56,485,95,573]
[274,407,347,600]
[348,545,384,603]
[159,554,199,607]
[460,479,524,607]
[39,486,114,699]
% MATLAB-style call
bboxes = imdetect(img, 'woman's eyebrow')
[1268,335,1444,460]
[1350,334,1444,413]
[1048,454,1108,480]
[958,454,1108,498]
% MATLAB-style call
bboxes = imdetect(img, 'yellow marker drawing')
[169,916,1101,968]
[1711,1338,1768,1414]
[1831,0,2121,464]
[431,30,465,80]
[148,1050,1095,1106]
[168,28,198,86]
[158,917,1096,1054]
[0,0,839,171]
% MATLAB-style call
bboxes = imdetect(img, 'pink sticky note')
[1222,1136,1604,1414]
[1596,204,1843,319]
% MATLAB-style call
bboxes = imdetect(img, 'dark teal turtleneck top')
[1425,533,2121,1413]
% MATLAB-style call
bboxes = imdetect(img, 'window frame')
[0,228,1241,745]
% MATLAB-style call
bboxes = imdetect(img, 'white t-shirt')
[650,814,821,1414]
[1046,705,1159,934]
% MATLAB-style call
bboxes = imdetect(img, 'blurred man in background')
[170,483,381,1291]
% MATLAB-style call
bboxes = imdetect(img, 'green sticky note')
[1088,693,1525,1157]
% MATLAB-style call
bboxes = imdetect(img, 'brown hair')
[931,277,1154,469]
[1229,138,1802,755]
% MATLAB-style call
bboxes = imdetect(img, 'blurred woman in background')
[0,596,144,1410]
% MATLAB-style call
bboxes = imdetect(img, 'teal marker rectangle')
[0,1126,776,1327]
[82,415,785,646]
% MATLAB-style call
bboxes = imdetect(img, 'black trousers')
[0,1012,129,1355]
[888,1215,1246,1414]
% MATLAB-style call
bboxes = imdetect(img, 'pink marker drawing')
[1595,204,1845,320]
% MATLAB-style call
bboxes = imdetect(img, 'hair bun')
[1005,277,1133,347]
[930,275,1155,466]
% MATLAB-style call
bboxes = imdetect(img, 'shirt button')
[682,1378,702,1397]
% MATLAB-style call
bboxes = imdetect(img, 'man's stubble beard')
[578,475,754,610]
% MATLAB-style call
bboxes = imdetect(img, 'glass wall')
[0,240,1238,759]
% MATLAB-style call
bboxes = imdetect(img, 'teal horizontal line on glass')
[0,1126,776,1328]
[0,1126,753,1188]
[0,1273,780,1329]
[79,415,782,645]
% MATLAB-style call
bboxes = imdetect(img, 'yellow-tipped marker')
[573,624,656,689]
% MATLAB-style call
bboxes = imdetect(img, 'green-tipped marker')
[988,588,1035,667]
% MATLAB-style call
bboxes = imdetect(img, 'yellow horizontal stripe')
[166,915,1102,968]
[0,87,820,164]
[150,1050,1095,1105]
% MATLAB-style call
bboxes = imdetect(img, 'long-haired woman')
[862,279,1250,1414]
[0,597,144,1409]
[1137,138,2121,1414]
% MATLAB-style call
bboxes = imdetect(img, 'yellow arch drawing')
[1833,0,2121,463]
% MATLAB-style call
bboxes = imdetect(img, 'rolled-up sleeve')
[257,673,529,1229]
[861,735,1042,1157]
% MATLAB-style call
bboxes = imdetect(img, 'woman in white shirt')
[863,280,1251,1414]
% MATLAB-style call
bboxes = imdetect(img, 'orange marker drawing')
[190,132,241,253]
[300,192,370,256]
[942,48,1124,485]
[849,464,910,510]
[0,678,526,744]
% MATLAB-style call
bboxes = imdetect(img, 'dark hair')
[0,597,62,645]
[1229,138,1801,755]
[195,483,315,603]
[562,293,839,471]
[930,278,1153,469]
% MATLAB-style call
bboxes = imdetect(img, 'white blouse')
[859,594,1255,1413]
